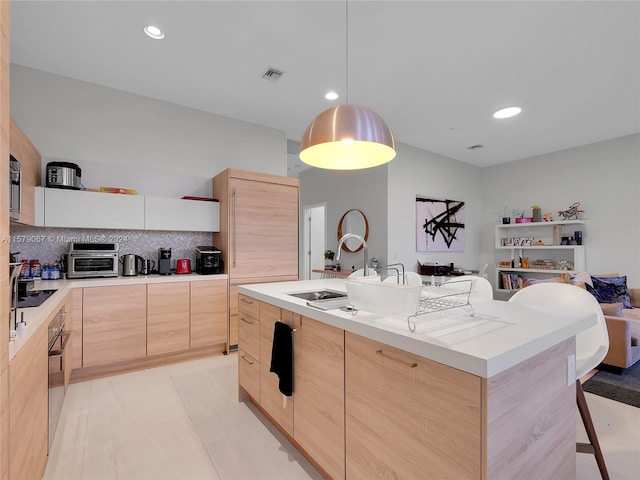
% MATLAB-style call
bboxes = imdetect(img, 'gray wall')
[387,143,487,276]
[299,166,388,272]
[10,65,288,194]
[482,133,640,297]
[10,65,640,291]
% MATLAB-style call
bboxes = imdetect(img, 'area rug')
[582,361,640,408]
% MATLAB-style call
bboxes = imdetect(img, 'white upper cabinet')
[39,187,145,229]
[35,187,220,232]
[144,196,220,232]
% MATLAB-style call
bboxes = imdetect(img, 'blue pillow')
[587,276,632,308]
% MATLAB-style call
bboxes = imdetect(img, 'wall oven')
[48,306,68,452]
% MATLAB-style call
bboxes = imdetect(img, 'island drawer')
[238,311,259,359]
[238,293,260,318]
[238,349,260,401]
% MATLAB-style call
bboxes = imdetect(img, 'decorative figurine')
[543,212,553,222]
[557,259,574,270]
[557,202,583,220]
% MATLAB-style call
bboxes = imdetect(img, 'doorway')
[302,203,326,279]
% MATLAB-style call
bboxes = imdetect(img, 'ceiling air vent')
[262,67,284,82]
[467,144,484,150]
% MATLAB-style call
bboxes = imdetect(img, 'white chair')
[443,275,493,300]
[382,271,422,286]
[509,283,610,480]
[347,268,376,278]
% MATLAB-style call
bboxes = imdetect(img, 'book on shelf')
[500,272,525,290]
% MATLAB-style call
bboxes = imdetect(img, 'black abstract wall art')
[416,195,465,252]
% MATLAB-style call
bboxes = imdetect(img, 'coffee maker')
[158,247,172,275]
[196,246,222,274]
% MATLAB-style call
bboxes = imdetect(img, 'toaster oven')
[66,242,119,279]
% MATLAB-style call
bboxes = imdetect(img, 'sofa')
[600,288,640,369]
[523,272,640,370]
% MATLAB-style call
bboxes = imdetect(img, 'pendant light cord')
[345,0,349,104]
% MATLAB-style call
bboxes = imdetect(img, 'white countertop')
[238,278,596,378]
[8,273,228,361]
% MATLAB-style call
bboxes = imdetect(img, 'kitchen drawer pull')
[240,298,254,305]
[375,349,417,368]
[240,315,254,325]
[241,355,254,365]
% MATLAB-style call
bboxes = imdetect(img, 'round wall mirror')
[337,209,369,253]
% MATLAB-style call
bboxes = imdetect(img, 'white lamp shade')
[300,104,395,170]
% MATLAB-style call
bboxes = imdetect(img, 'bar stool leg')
[576,380,610,480]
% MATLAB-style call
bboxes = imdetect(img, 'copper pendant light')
[299,1,395,170]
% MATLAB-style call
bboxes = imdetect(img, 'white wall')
[10,65,288,196]
[482,134,640,296]
[299,166,388,273]
[387,143,487,276]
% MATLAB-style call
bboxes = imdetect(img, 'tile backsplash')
[9,224,214,268]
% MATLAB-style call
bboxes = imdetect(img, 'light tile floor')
[44,354,640,479]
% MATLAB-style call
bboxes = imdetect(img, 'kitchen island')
[238,278,596,480]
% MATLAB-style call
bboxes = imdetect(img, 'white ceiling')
[9,1,640,172]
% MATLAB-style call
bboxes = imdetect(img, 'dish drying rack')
[408,278,474,332]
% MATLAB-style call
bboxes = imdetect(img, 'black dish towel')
[270,321,293,397]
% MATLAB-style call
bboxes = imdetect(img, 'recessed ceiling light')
[324,91,339,100]
[493,106,522,119]
[144,25,165,40]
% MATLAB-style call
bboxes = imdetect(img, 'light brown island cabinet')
[147,282,190,356]
[212,168,300,351]
[293,316,345,480]
[82,285,147,367]
[9,322,48,480]
[190,279,228,349]
[345,332,482,479]
[238,293,261,401]
[258,303,295,436]
[9,117,41,226]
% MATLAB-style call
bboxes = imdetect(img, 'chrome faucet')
[336,233,369,276]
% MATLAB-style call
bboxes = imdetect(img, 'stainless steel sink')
[287,290,347,301]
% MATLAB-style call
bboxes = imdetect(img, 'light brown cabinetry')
[259,303,295,435]
[294,316,345,480]
[9,117,41,225]
[213,168,299,350]
[238,293,261,400]
[82,285,147,367]
[9,323,48,480]
[70,288,83,371]
[345,332,482,479]
[190,279,228,348]
[147,282,190,356]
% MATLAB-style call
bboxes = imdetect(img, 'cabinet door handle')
[241,355,254,365]
[232,187,237,268]
[240,315,254,325]
[375,349,417,368]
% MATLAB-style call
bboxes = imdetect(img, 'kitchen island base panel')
[484,336,576,480]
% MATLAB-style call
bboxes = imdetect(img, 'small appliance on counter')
[158,247,172,275]
[196,246,222,274]
[176,258,192,274]
[46,161,82,190]
[66,243,119,279]
[139,259,155,275]
[120,254,143,276]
